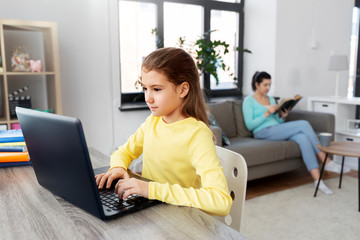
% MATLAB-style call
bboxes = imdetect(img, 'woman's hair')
[251,71,271,91]
[141,47,208,125]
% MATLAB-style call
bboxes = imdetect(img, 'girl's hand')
[95,167,129,189]
[115,178,149,200]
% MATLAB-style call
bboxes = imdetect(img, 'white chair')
[215,146,248,232]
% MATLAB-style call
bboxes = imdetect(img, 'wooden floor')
[246,168,358,200]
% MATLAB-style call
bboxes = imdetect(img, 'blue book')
[0,145,25,152]
[0,129,24,143]
[0,161,31,168]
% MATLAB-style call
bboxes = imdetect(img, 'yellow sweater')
[110,115,232,217]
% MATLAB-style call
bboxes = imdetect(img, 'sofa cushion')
[207,100,237,138]
[208,112,230,145]
[233,100,253,137]
[224,137,301,167]
[209,125,223,146]
[282,140,302,159]
[287,110,335,137]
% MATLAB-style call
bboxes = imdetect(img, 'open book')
[274,94,302,113]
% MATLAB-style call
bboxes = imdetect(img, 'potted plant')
[177,30,251,86]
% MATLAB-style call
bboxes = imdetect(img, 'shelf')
[336,130,360,137]
[308,96,360,105]
[0,19,62,129]
[3,25,45,32]
[5,72,56,76]
[9,119,22,123]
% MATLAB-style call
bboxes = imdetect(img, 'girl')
[95,47,232,216]
[242,71,351,195]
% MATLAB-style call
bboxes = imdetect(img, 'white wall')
[244,0,354,110]
[0,0,355,157]
[276,0,354,109]
[0,0,148,157]
[243,0,277,96]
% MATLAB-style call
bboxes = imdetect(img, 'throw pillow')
[208,112,231,146]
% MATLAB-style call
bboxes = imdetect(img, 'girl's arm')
[96,123,145,190]
[110,123,145,170]
[148,130,232,217]
[148,171,232,217]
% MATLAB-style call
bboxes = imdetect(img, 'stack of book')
[0,129,30,168]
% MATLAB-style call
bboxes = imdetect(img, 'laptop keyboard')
[99,189,148,213]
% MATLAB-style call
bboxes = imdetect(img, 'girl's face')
[255,78,271,95]
[141,69,189,123]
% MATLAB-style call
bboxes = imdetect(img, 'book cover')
[275,94,302,114]
[0,151,29,163]
[0,129,24,143]
[0,161,32,168]
[0,145,25,152]
[0,141,26,146]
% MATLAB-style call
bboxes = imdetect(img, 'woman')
[242,71,351,195]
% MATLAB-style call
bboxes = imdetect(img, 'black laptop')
[15,107,160,220]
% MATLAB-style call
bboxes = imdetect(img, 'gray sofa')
[207,99,335,181]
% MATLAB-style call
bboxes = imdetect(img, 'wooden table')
[314,141,360,211]
[0,148,248,240]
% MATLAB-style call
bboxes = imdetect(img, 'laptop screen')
[16,107,105,219]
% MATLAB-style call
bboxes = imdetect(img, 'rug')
[242,176,360,240]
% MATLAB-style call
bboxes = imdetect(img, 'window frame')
[118,0,245,110]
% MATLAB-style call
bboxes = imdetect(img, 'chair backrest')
[215,146,248,232]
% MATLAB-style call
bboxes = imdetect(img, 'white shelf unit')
[0,19,62,129]
[308,96,360,169]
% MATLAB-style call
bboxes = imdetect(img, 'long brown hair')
[141,47,208,125]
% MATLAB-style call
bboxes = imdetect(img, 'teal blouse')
[242,95,284,133]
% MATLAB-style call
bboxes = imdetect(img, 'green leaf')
[175,29,251,85]
[236,47,252,53]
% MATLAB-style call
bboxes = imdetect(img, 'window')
[163,2,203,48]
[213,0,240,2]
[210,9,239,90]
[119,0,245,110]
[350,6,360,98]
[119,1,157,94]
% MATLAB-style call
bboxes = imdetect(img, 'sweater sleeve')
[147,128,233,217]
[110,122,145,170]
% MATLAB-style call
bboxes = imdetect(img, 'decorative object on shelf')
[328,54,349,97]
[347,119,360,133]
[10,122,21,130]
[8,86,31,119]
[30,59,43,72]
[11,46,30,72]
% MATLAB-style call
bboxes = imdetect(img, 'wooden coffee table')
[314,141,360,211]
